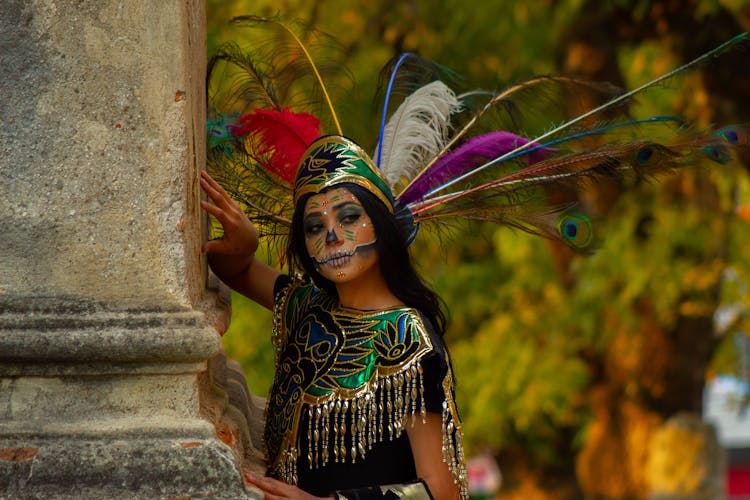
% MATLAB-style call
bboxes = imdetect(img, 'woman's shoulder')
[273,273,327,306]
[273,273,307,298]
[405,308,447,359]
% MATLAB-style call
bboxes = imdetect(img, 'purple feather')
[399,131,552,204]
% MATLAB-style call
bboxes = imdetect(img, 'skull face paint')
[303,187,378,285]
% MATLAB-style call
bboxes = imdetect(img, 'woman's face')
[302,187,378,285]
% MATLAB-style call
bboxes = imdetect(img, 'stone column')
[0,1,259,497]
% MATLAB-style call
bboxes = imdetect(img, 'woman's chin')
[318,256,378,285]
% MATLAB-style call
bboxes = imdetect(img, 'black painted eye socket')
[337,204,364,226]
[339,213,361,225]
[304,222,324,236]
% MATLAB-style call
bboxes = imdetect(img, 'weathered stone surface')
[200,349,268,473]
[0,0,206,309]
[0,0,264,497]
[0,310,219,365]
[0,438,251,499]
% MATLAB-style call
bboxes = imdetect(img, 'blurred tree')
[555,1,750,496]
[206,1,750,498]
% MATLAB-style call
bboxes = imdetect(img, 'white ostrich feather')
[378,81,462,191]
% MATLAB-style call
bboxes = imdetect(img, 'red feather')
[230,108,321,184]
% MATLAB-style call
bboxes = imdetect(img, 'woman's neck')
[335,265,403,310]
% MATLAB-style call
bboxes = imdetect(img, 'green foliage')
[445,230,590,457]
[221,290,276,395]
[217,242,280,395]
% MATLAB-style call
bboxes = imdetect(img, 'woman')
[201,136,467,499]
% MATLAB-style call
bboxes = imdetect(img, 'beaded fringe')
[273,361,426,482]
[442,399,468,500]
[272,360,469,499]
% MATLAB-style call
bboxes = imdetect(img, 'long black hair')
[287,183,448,338]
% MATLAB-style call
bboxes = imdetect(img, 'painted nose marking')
[326,229,339,244]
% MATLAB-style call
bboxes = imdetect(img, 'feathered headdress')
[206,15,748,254]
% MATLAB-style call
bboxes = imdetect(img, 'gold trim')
[294,174,394,214]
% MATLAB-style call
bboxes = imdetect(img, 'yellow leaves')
[476,55,501,74]
[452,297,589,454]
[513,2,531,23]
[222,291,276,395]
[681,259,724,293]
[382,26,400,46]
[678,301,714,317]
[692,87,709,108]
[517,303,537,326]
[619,42,708,118]
[577,400,663,497]
[542,282,564,307]
[675,260,725,317]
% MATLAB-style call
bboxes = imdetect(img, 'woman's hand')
[200,171,259,258]
[245,473,334,500]
[200,171,280,310]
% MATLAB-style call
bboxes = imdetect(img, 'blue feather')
[375,53,415,169]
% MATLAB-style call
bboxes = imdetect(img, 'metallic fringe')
[442,399,468,500]
[278,446,299,485]
[271,277,300,364]
[272,360,427,484]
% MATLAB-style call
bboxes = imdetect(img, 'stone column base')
[0,305,262,499]
[0,435,260,499]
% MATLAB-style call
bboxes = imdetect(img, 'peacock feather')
[206,15,748,252]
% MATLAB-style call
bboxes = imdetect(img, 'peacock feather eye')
[206,120,227,137]
[636,146,654,164]
[206,116,235,150]
[557,211,594,251]
[563,220,578,239]
[703,143,732,164]
[717,126,745,145]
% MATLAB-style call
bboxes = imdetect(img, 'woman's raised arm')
[200,171,280,310]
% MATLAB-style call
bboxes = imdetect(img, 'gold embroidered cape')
[265,276,467,498]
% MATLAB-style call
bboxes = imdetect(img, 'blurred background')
[206,1,750,498]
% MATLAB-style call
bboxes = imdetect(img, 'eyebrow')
[304,200,361,218]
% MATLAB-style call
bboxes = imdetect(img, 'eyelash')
[304,208,364,237]
[304,215,360,236]
[339,213,361,225]
[304,223,324,236]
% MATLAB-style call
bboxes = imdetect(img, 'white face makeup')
[303,187,378,285]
